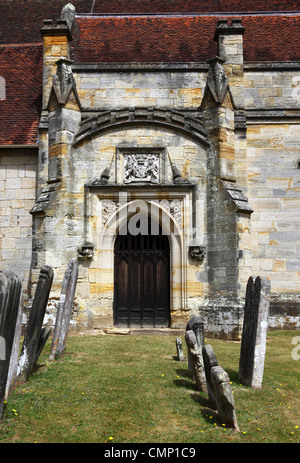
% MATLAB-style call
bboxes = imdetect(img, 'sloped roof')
[71,14,300,63]
[0,0,299,44]
[0,45,42,145]
[0,1,300,146]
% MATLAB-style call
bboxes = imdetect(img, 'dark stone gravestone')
[17,266,54,384]
[211,365,239,431]
[238,275,271,388]
[49,258,78,360]
[35,326,52,365]
[185,329,207,392]
[0,271,22,420]
[175,337,184,361]
[202,344,218,409]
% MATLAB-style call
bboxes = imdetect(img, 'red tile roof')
[71,16,217,63]
[0,44,42,145]
[243,15,300,61]
[1,0,299,44]
[0,1,300,146]
[86,0,300,14]
[72,14,300,63]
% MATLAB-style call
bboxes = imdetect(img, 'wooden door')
[114,224,170,328]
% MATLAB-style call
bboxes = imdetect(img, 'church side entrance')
[114,223,170,328]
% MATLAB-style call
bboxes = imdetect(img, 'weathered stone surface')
[238,275,271,388]
[2,12,300,340]
[176,336,184,361]
[5,289,24,400]
[211,365,239,431]
[202,344,218,408]
[0,271,22,420]
[49,258,78,360]
[185,329,207,392]
[186,316,205,375]
[17,266,54,383]
[186,316,205,347]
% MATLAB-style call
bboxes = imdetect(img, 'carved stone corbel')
[78,242,95,259]
[189,246,206,261]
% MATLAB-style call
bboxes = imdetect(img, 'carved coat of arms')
[124,153,159,184]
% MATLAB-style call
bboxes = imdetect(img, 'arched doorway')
[114,220,170,328]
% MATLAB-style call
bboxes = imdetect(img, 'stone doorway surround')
[83,183,196,328]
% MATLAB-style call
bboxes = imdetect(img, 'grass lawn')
[0,330,299,443]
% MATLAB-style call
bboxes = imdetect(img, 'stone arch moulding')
[85,188,195,327]
[72,107,210,149]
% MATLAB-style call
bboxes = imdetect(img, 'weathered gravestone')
[0,271,22,420]
[186,316,205,377]
[202,344,218,409]
[49,258,78,360]
[35,326,52,364]
[5,289,24,400]
[186,316,205,347]
[17,266,54,384]
[211,365,239,431]
[238,275,271,389]
[175,337,184,361]
[185,330,207,392]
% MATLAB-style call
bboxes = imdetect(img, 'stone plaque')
[124,153,159,183]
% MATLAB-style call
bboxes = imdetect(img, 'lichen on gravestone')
[185,329,207,392]
[211,365,239,431]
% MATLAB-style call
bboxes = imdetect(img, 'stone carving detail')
[206,56,229,105]
[189,245,206,261]
[124,153,159,184]
[78,242,95,259]
[102,201,118,226]
[160,199,182,228]
[52,58,77,105]
[101,199,182,229]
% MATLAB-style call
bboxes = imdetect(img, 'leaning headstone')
[186,316,205,377]
[186,316,205,348]
[0,271,22,420]
[185,330,207,392]
[238,276,271,389]
[175,337,184,361]
[17,266,54,384]
[202,344,218,409]
[5,289,24,400]
[49,258,78,360]
[211,365,239,431]
[35,326,52,365]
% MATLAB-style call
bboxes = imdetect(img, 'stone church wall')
[1,12,300,336]
[0,149,37,297]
